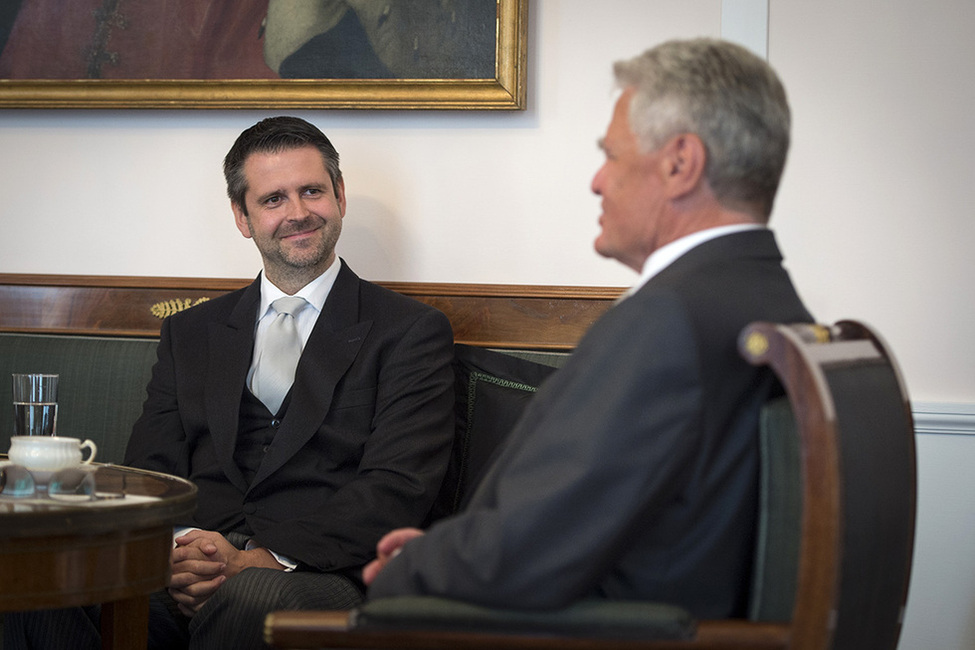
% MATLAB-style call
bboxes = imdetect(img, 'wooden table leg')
[100,595,150,650]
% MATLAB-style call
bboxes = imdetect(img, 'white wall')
[1,1,973,647]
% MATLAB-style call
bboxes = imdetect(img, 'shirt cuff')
[172,527,297,571]
[246,538,297,571]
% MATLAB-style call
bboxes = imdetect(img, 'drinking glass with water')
[12,373,59,436]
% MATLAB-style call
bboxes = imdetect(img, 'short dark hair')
[223,116,342,213]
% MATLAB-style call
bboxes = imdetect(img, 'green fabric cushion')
[427,344,562,522]
[354,596,696,640]
[748,396,801,622]
[0,333,158,465]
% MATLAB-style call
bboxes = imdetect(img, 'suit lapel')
[249,262,372,488]
[206,277,261,493]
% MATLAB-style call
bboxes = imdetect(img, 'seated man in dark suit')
[4,117,455,649]
[363,38,813,618]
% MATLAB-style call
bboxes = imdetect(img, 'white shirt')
[247,259,341,384]
[627,224,766,298]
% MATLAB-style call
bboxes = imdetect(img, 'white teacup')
[8,435,97,475]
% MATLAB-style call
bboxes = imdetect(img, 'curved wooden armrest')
[264,610,790,650]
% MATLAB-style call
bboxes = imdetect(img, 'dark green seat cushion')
[0,333,158,465]
[354,596,696,640]
[749,396,801,622]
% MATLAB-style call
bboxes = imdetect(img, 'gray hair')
[614,38,791,220]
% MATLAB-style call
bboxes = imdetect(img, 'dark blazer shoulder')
[358,278,442,319]
[659,229,783,279]
[162,277,259,332]
[337,262,446,324]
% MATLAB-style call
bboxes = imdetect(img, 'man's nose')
[591,166,605,196]
[287,195,313,219]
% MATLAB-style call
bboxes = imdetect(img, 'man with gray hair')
[364,38,813,617]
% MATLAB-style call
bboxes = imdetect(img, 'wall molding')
[912,402,975,436]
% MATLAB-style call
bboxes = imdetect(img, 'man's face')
[233,145,346,282]
[591,88,666,272]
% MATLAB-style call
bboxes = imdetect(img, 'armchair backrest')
[739,320,916,650]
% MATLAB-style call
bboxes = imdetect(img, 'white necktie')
[251,296,308,414]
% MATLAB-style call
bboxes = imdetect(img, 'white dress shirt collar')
[630,224,766,296]
[257,257,341,323]
[248,258,342,384]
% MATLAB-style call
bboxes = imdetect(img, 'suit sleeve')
[124,316,189,476]
[369,294,705,607]
[258,307,456,573]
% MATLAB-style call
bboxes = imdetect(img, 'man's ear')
[232,201,253,239]
[662,133,707,199]
[334,177,347,218]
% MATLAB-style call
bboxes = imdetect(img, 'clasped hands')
[168,529,285,618]
[168,526,422,616]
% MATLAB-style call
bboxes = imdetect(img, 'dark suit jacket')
[124,260,455,574]
[369,230,813,618]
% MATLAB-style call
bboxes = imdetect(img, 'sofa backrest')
[0,274,618,470]
[0,333,158,464]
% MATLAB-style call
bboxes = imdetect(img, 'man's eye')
[265,196,282,206]
[304,188,322,197]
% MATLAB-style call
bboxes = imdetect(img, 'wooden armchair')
[264,320,917,650]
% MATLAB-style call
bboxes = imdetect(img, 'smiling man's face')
[233,145,346,290]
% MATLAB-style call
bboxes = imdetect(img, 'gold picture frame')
[0,0,527,110]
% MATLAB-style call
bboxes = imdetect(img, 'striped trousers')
[3,537,364,649]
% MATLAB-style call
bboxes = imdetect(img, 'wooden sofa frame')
[0,274,621,348]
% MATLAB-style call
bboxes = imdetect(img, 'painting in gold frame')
[0,0,527,110]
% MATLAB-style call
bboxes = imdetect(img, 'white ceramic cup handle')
[80,439,97,464]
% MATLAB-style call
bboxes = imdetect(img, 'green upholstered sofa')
[0,333,570,494]
[0,274,616,649]
[0,273,613,479]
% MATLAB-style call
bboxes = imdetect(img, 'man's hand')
[168,533,225,617]
[362,528,425,585]
[168,529,287,617]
